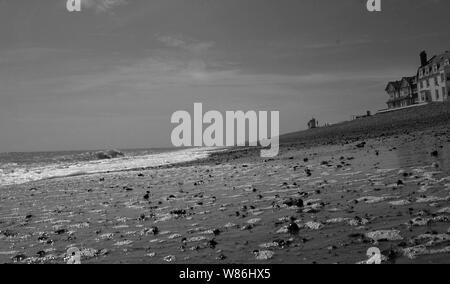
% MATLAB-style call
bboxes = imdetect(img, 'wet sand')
[1,104,450,264]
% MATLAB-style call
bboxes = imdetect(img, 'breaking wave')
[0,148,218,186]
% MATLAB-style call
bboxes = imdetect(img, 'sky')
[1,0,450,152]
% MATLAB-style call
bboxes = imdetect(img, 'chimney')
[420,51,428,66]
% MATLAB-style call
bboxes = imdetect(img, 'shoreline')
[1,103,450,264]
[2,102,449,189]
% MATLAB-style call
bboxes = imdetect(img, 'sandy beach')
[1,103,450,264]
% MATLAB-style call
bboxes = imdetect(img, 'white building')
[417,51,450,103]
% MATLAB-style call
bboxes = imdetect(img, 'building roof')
[385,80,401,91]
[402,76,416,85]
[424,51,450,67]
[417,51,450,75]
[386,76,417,92]
[399,76,417,89]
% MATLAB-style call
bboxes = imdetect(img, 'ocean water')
[0,148,218,186]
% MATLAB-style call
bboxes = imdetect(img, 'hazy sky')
[1,0,450,152]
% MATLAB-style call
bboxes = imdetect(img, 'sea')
[0,147,219,187]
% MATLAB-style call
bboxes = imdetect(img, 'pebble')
[253,250,274,260]
[163,255,176,262]
[366,230,403,242]
[437,207,450,214]
[283,198,304,208]
[389,200,411,206]
[168,234,182,239]
[304,221,323,230]
[114,240,133,246]
[247,218,261,224]
[287,222,300,234]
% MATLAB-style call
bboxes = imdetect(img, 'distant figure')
[308,118,318,129]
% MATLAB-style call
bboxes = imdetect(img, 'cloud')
[157,35,215,54]
[303,38,373,50]
[81,0,127,13]
[20,52,405,102]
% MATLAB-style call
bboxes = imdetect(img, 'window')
[442,74,445,82]
[419,69,423,78]
[443,87,446,98]
[426,79,430,87]
[445,59,450,66]
[420,81,424,88]
[433,64,438,73]
[425,68,430,76]
[435,77,438,85]
[436,90,440,100]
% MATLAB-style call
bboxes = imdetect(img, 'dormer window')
[425,68,429,76]
[445,59,450,66]
[419,69,423,78]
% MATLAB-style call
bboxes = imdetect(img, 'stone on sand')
[304,221,323,230]
[254,250,274,260]
[366,230,403,242]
